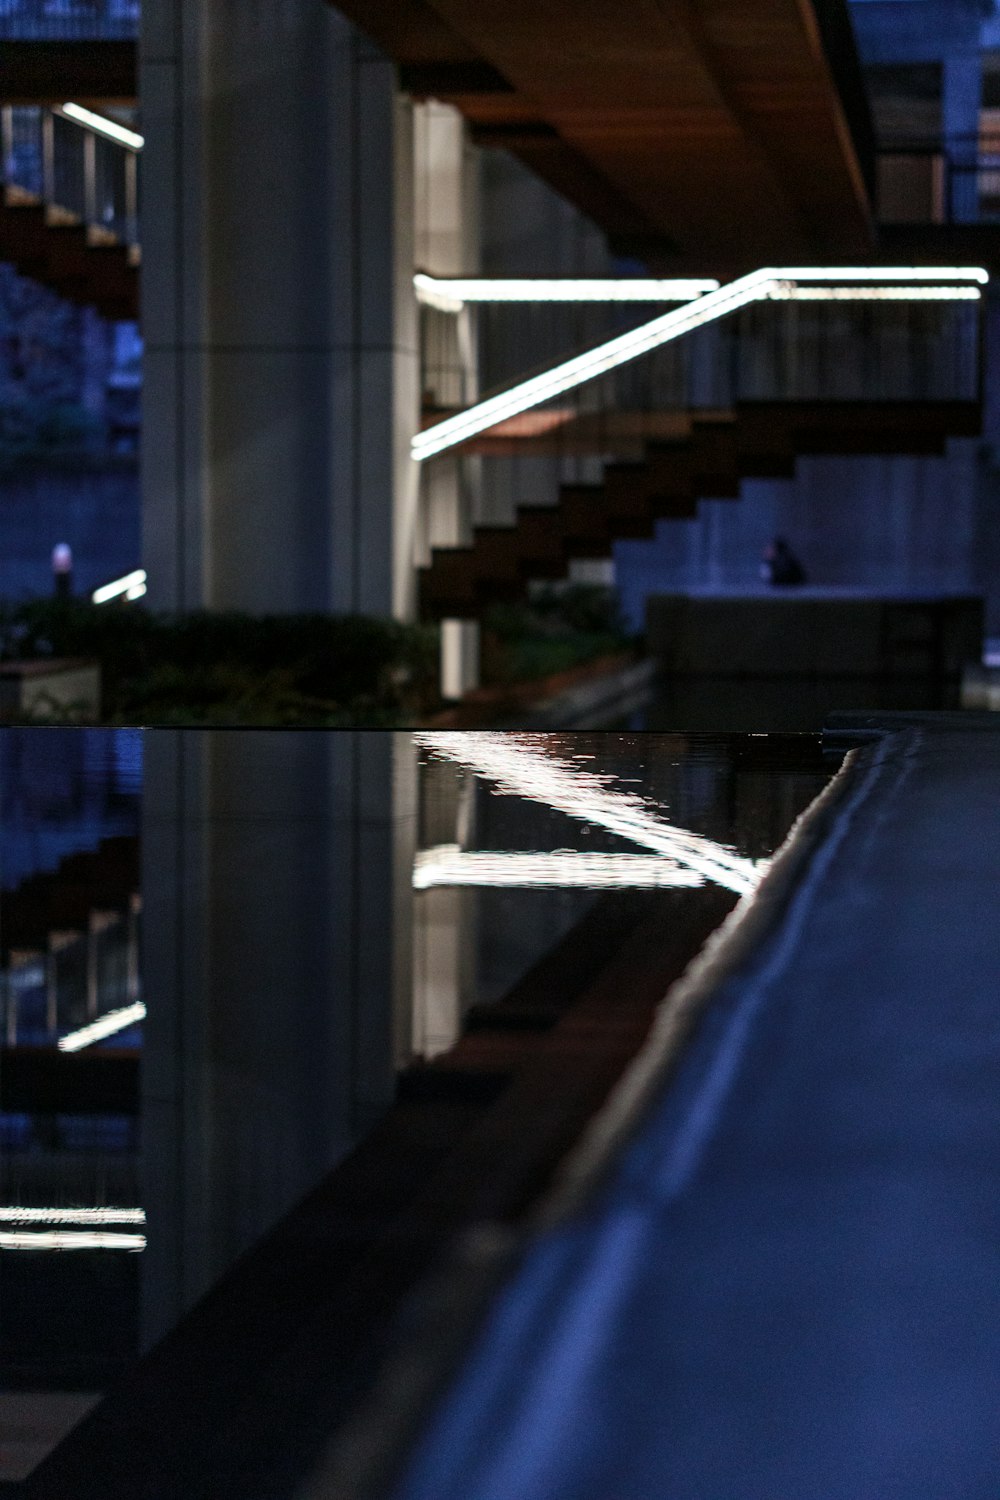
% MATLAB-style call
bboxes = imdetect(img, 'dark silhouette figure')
[761,536,806,587]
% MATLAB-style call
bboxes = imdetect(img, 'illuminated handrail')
[92,567,146,604]
[1,99,141,250]
[412,265,988,462]
[414,274,721,311]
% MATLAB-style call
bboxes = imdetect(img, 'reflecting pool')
[0,728,836,1479]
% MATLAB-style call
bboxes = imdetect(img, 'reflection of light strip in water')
[414,734,760,896]
[414,846,704,889]
[0,1207,145,1225]
[58,1001,146,1052]
[92,568,146,604]
[0,1230,145,1252]
[412,265,989,459]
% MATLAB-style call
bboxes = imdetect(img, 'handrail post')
[83,126,97,229]
[1,106,12,187]
[125,146,138,246]
[41,107,54,205]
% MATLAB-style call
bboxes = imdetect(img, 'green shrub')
[481,583,633,686]
[0,599,439,725]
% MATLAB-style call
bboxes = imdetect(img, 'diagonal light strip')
[92,568,146,604]
[58,1001,146,1052]
[59,103,143,151]
[412,265,988,461]
[415,733,761,896]
[414,846,704,890]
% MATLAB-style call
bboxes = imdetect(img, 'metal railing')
[876,135,1000,224]
[2,895,141,1050]
[1,102,139,250]
[0,0,138,40]
[415,269,986,535]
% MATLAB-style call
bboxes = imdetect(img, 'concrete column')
[141,2,419,618]
[140,729,416,1347]
[943,50,982,223]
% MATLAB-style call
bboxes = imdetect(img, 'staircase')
[419,397,982,619]
[1,105,139,319]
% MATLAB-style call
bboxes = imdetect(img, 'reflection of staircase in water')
[23,884,739,1495]
[419,398,982,619]
[1,834,141,1114]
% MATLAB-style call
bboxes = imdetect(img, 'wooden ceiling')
[332,0,875,274]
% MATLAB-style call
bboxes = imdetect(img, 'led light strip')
[415,274,720,306]
[415,733,761,895]
[0,1207,145,1225]
[58,103,143,151]
[0,1230,146,1251]
[92,568,146,604]
[58,1001,146,1052]
[769,285,981,301]
[414,846,704,890]
[412,265,988,461]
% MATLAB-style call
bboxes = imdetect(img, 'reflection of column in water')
[413,759,477,1058]
[140,730,416,1350]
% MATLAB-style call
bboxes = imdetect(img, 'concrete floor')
[385,715,1000,1500]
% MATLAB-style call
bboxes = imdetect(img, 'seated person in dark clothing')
[761,535,807,586]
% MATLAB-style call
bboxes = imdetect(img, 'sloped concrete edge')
[306,731,895,1500]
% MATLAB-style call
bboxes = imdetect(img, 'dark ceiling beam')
[399,60,515,97]
[0,41,137,103]
[328,0,875,271]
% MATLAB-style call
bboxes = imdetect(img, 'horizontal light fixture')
[414,274,720,306]
[92,568,146,604]
[0,1230,146,1252]
[414,846,704,889]
[0,1206,145,1225]
[768,285,981,301]
[415,733,761,896]
[412,265,989,462]
[59,103,144,151]
[58,1001,146,1052]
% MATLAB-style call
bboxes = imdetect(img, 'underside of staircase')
[418,399,982,620]
[1,182,138,319]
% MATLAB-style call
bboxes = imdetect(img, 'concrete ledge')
[0,660,100,723]
[646,591,983,677]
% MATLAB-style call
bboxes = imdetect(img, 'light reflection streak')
[0,1207,145,1225]
[414,734,761,896]
[414,846,704,889]
[0,1230,145,1252]
[58,1001,146,1052]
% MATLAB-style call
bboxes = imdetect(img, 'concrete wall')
[614,441,1000,632]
